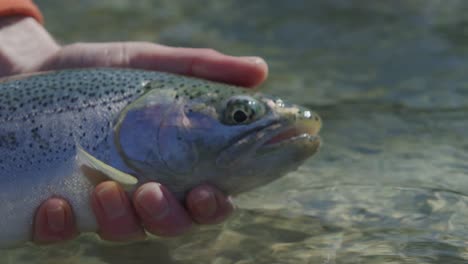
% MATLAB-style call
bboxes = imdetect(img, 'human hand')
[34,182,235,242]
[0,17,267,87]
[0,17,268,243]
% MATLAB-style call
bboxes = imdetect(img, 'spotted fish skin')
[0,69,165,247]
[0,68,321,248]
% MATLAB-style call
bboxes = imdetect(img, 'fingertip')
[237,56,269,87]
[186,185,234,225]
[189,53,269,87]
[92,181,145,242]
[187,187,217,219]
[133,183,193,237]
[33,198,77,244]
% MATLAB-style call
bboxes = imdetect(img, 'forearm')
[0,16,59,76]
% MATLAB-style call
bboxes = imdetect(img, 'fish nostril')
[302,110,318,120]
[301,111,321,126]
[275,98,285,108]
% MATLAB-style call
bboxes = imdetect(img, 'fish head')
[115,79,321,196]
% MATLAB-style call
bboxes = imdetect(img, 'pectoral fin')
[77,146,138,190]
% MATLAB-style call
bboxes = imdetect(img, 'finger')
[39,42,268,87]
[133,182,193,237]
[0,17,60,77]
[186,185,234,225]
[91,181,146,242]
[33,198,78,244]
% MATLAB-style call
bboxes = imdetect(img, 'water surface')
[3,0,468,263]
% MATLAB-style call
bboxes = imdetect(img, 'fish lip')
[216,119,321,168]
[261,133,321,149]
[259,121,321,149]
[216,120,285,168]
[227,120,284,146]
[256,128,321,158]
[235,119,321,150]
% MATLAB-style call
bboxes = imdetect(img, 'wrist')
[0,16,59,77]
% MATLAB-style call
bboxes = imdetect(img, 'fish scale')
[0,70,150,173]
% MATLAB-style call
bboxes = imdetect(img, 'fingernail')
[46,201,65,232]
[240,56,266,65]
[192,189,217,218]
[136,183,170,220]
[97,183,126,220]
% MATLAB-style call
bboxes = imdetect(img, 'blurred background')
[3,0,468,263]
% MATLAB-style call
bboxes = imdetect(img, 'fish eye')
[233,109,248,123]
[222,95,266,125]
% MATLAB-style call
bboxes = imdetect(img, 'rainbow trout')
[0,68,321,248]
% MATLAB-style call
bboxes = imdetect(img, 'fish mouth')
[216,116,321,168]
[261,119,321,149]
[263,127,319,146]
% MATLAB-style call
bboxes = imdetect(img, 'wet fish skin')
[0,68,321,248]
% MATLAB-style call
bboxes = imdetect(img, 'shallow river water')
[3,0,468,263]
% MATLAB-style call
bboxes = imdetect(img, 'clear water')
[3,0,468,263]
